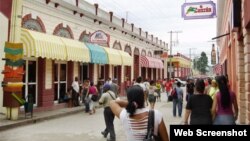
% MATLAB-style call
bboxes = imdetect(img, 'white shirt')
[119,108,163,141]
[134,82,146,92]
[72,81,79,93]
[143,82,150,91]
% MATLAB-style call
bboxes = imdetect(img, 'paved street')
[0,92,185,141]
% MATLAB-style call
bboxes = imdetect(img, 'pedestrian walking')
[186,79,195,102]
[172,81,183,117]
[72,77,80,107]
[143,78,150,106]
[212,75,239,125]
[99,84,117,141]
[208,79,218,100]
[82,80,90,112]
[109,85,169,141]
[183,79,213,125]
[148,80,157,109]
[155,80,162,102]
[86,82,99,115]
[165,78,172,101]
[110,79,119,97]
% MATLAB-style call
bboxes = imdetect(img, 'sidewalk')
[0,105,84,131]
[0,95,182,132]
[0,96,128,132]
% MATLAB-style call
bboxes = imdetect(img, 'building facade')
[167,53,192,80]
[216,0,250,124]
[0,0,167,114]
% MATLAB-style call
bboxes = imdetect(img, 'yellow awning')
[21,28,90,62]
[103,47,122,65]
[118,50,133,66]
[21,28,66,60]
[60,38,90,62]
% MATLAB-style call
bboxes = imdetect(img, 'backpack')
[171,88,178,99]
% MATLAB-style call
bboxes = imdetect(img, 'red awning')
[140,56,164,69]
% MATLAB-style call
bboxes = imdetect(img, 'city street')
[0,93,184,141]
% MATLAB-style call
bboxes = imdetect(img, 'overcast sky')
[84,0,217,65]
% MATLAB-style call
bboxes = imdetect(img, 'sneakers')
[101,131,108,138]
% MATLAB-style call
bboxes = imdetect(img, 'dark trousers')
[103,107,115,139]
[72,90,79,107]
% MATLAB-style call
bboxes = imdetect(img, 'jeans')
[213,114,236,125]
[173,99,183,117]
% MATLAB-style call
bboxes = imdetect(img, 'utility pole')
[189,48,196,76]
[126,11,128,22]
[168,31,182,79]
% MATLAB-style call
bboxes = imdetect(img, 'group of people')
[98,76,170,141]
[183,75,238,125]
[67,75,238,141]
[66,77,119,115]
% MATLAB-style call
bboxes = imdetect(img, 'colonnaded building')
[0,0,191,116]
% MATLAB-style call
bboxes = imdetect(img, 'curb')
[0,108,83,132]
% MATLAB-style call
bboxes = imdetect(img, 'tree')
[196,52,208,74]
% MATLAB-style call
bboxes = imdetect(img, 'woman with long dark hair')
[212,75,238,124]
[110,85,169,141]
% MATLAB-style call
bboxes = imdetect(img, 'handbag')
[144,110,161,141]
[91,94,98,101]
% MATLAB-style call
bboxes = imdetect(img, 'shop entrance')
[80,63,89,81]
[54,62,67,103]
[22,59,37,106]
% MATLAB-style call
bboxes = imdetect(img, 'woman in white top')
[110,85,169,141]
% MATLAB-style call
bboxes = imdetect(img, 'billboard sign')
[182,1,216,20]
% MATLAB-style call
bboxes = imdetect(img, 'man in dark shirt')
[186,79,195,102]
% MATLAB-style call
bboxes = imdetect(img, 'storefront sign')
[89,30,110,47]
[182,1,216,20]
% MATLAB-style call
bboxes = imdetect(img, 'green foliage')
[196,52,208,74]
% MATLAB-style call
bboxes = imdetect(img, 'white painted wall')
[45,59,52,89]
[0,13,8,114]
[22,0,166,83]
[73,62,78,79]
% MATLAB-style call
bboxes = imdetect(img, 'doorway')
[54,62,67,103]
[22,59,38,106]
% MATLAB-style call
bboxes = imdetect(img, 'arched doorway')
[21,14,47,106]
[53,23,74,103]
[112,41,122,85]
[79,31,90,82]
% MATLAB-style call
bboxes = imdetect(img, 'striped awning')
[118,50,133,66]
[61,38,90,62]
[85,43,108,64]
[140,56,164,69]
[21,28,66,60]
[21,28,90,62]
[102,47,122,65]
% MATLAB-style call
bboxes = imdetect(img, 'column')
[0,11,9,114]
[238,38,246,124]
[5,0,23,120]
[243,28,250,124]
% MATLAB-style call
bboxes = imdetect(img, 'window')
[22,60,37,105]
[54,62,67,103]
